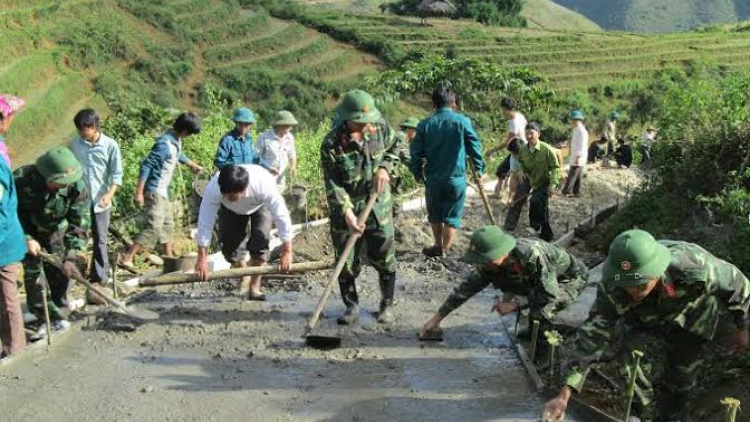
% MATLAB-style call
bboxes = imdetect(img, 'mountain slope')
[552,0,750,33]
[522,0,601,32]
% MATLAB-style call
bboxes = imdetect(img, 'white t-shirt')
[508,112,528,172]
[509,112,528,142]
[569,123,589,167]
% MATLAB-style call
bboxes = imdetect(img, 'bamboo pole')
[140,260,333,287]
[625,349,644,422]
[721,398,741,422]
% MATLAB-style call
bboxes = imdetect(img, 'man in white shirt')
[561,110,589,197]
[194,165,294,300]
[487,98,527,199]
[640,126,658,168]
[255,110,299,191]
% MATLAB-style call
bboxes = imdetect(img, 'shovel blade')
[111,305,160,322]
[305,335,341,350]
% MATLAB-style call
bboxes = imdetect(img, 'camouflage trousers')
[618,329,710,422]
[23,253,71,322]
[329,204,396,281]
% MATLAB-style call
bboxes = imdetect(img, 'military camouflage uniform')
[439,238,588,326]
[14,165,90,322]
[563,241,750,421]
[391,130,412,219]
[321,118,403,308]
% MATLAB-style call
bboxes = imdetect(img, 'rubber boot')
[337,278,359,325]
[376,272,396,324]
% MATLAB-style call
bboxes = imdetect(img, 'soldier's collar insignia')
[662,281,676,298]
[621,261,632,270]
[363,106,370,113]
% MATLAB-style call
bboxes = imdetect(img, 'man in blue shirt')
[410,87,484,257]
[70,109,123,287]
[214,108,257,170]
[122,112,204,266]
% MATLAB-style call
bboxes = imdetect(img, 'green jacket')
[321,119,403,221]
[438,238,588,321]
[563,240,750,392]
[517,140,561,190]
[14,165,90,259]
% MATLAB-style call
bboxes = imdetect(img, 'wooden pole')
[468,160,496,225]
[306,194,379,334]
[40,276,52,346]
[140,260,333,287]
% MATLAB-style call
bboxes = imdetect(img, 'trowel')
[305,193,378,350]
[39,251,159,322]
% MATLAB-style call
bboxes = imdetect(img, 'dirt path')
[0,262,568,422]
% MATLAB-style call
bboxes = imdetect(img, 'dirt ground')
[0,167,642,422]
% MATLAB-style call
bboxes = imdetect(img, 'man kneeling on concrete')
[421,226,588,346]
[194,165,293,300]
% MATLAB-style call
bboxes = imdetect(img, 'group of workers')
[0,86,746,422]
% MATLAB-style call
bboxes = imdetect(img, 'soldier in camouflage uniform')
[321,90,405,325]
[421,225,588,344]
[392,117,417,241]
[15,147,90,334]
[543,229,750,422]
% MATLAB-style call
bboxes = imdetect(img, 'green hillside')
[522,0,601,31]
[552,0,750,33]
[1,0,382,166]
[273,6,750,91]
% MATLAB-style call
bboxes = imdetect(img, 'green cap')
[602,229,672,287]
[272,110,298,126]
[399,116,420,129]
[232,107,255,124]
[464,225,517,265]
[336,90,381,124]
[570,110,585,121]
[36,147,82,185]
[610,111,620,121]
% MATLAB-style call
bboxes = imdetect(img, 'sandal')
[247,292,267,302]
[422,245,444,258]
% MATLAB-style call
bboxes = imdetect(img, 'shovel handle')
[306,193,379,333]
[469,160,496,226]
[38,251,129,312]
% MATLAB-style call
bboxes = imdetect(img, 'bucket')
[162,253,198,273]
[284,185,308,211]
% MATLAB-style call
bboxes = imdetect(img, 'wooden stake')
[140,260,334,287]
[40,276,52,346]
[529,320,540,362]
[625,349,644,422]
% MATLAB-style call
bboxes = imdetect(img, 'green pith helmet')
[610,111,620,121]
[232,107,256,124]
[464,225,517,265]
[36,147,83,185]
[399,116,420,129]
[569,110,585,121]
[602,229,672,287]
[336,90,381,124]
[272,110,298,126]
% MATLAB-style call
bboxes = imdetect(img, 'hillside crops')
[277,7,750,91]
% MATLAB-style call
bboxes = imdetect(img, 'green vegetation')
[591,66,750,273]
[552,0,750,33]
[521,0,600,31]
[260,2,750,90]
[385,0,526,27]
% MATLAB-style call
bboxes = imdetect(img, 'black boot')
[337,278,359,325]
[376,272,396,324]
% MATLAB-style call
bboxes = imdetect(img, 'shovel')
[305,193,379,350]
[39,251,159,322]
[468,160,496,225]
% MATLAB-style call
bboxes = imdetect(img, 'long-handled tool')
[468,160,496,225]
[305,193,378,350]
[39,252,159,321]
[39,275,52,345]
[139,260,333,287]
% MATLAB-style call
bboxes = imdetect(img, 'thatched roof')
[417,0,456,16]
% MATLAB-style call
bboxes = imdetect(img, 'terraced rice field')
[291,11,750,90]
